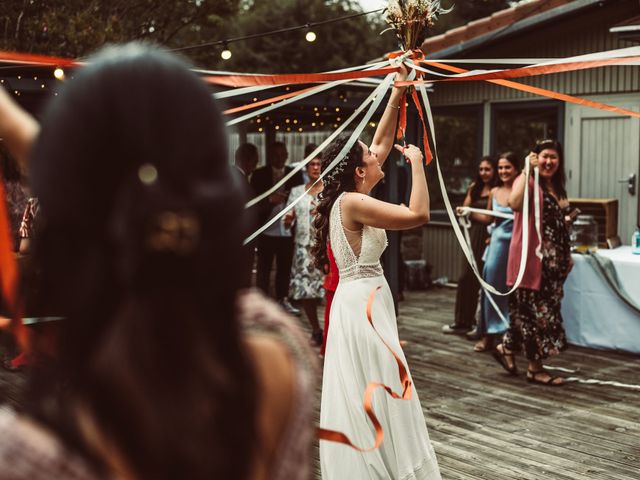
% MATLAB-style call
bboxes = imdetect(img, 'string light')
[170,9,383,53]
[305,30,317,42]
[53,68,65,80]
[221,42,232,60]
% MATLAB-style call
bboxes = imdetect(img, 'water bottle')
[633,228,640,255]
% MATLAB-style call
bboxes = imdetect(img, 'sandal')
[491,344,518,376]
[526,369,564,386]
[473,336,494,352]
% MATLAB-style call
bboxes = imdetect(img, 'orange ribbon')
[388,49,426,63]
[317,286,412,451]
[205,67,399,88]
[409,87,433,165]
[223,85,320,115]
[0,176,24,347]
[418,55,640,84]
[0,49,78,67]
[396,60,640,119]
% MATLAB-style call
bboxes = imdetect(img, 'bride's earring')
[362,174,366,184]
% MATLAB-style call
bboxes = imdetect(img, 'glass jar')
[571,215,598,253]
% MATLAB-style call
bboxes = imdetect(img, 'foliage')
[207,0,397,73]
[0,0,511,71]
[0,0,240,60]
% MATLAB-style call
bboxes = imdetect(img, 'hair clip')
[146,211,201,255]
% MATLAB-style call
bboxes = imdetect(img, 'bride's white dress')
[320,193,441,480]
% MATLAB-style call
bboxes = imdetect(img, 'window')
[492,101,563,160]
[427,106,482,217]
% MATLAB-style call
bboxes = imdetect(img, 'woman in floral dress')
[285,156,324,345]
[494,140,572,386]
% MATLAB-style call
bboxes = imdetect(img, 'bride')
[313,72,441,479]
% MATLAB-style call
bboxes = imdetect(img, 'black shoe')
[441,324,468,335]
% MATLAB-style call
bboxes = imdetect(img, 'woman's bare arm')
[344,144,429,231]
[369,65,408,168]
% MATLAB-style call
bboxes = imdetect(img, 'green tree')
[0,0,240,59]
[206,0,396,73]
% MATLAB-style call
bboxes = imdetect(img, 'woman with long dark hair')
[493,140,572,386]
[314,64,441,478]
[445,156,496,336]
[471,152,519,352]
[0,44,316,479]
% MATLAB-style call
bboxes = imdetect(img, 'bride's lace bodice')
[329,192,387,282]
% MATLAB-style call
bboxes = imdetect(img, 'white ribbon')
[244,53,414,210]
[404,45,640,82]
[245,64,398,209]
[243,72,396,245]
[458,214,509,324]
[457,206,514,220]
[414,75,533,297]
[214,61,386,100]
[542,365,640,390]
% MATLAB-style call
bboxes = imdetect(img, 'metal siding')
[580,115,638,242]
[430,3,640,107]
[423,224,464,282]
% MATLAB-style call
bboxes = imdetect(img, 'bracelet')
[386,104,400,110]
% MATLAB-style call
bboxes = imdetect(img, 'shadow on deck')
[314,288,640,480]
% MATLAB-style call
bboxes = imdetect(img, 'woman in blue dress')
[472,152,520,352]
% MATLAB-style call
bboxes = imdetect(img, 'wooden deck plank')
[313,288,640,479]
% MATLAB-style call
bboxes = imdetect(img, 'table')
[562,247,640,354]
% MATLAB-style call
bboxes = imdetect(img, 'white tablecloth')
[562,247,640,354]
[595,246,640,299]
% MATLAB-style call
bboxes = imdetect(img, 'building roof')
[421,0,603,58]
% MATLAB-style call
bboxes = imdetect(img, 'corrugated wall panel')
[430,2,640,107]
[423,224,464,282]
[580,115,636,241]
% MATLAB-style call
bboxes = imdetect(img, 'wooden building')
[421,0,640,282]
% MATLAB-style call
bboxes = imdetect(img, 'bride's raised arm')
[369,64,408,168]
[342,144,429,231]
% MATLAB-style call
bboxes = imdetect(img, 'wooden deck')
[313,288,640,480]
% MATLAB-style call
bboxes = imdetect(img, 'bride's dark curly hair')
[312,134,364,272]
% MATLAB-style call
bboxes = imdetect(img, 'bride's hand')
[396,62,409,83]
[394,144,422,164]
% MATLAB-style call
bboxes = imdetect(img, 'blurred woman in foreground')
[0,44,316,479]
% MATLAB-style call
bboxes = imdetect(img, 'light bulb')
[221,48,232,60]
[305,31,316,42]
[54,68,65,80]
